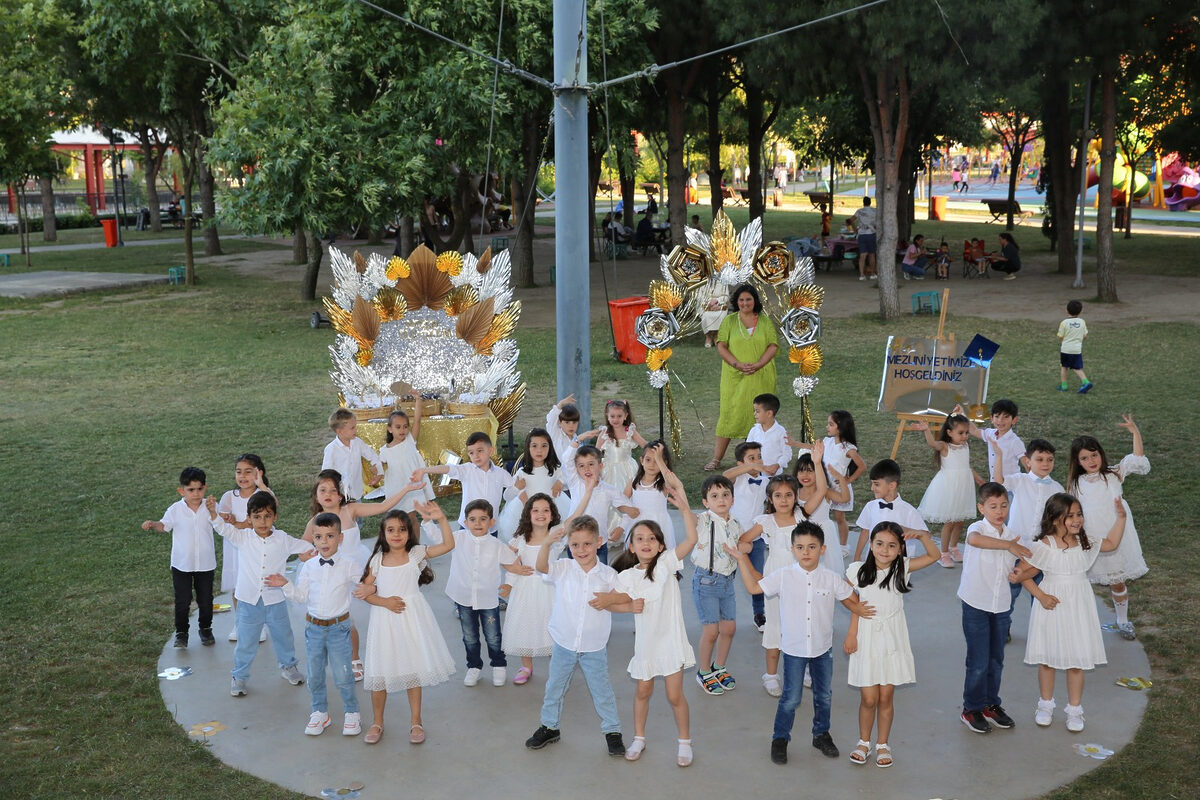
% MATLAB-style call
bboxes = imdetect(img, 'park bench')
[720,186,747,206]
[981,198,1033,224]
[803,191,831,210]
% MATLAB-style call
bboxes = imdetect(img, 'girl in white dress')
[358,503,456,746]
[379,406,435,512]
[823,411,866,548]
[614,442,684,549]
[612,485,700,767]
[596,399,647,492]
[1068,415,1149,640]
[498,427,569,540]
[792,441,850,577]
[913,415,978,567]
[843,521,940,767]
[1012,494,1127,732]
[501,493,564,684]
[216,453,271,642]
[304,469,425,680]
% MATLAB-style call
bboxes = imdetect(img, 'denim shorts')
[692,569,737,625]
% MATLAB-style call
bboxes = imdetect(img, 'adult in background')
[989,232,1021,280]
[901,234,930,280]
[705,284,779,471]
[852,197,878,281]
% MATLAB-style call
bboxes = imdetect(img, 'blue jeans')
[749,539,766,617]
[902,256,928,277]
[691,570,737,625]
[961,601,1011,711]
[455,603,506,669]
[773,649,833,741]
[305,619,358,714]
[540,643,621,733]
[232,598,297,681]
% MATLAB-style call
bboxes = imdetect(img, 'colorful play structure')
[1081,144,1199,212]
[1161,153,1200,212]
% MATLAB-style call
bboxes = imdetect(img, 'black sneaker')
[525,725,560,750]
[960,709,992,734]
[812,731,839,758]
[754,613,767,632]
[199,628,215,646]
[770,737,788,764]
[983,704,1014,729]
[605,732,625,757]
[173,633,188,648]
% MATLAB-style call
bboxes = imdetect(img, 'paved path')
[160,518,1149,799]
[0,269,167,298]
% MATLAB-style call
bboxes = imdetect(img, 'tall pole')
[553,0,591,425]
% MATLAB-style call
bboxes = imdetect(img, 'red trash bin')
[101,218,118,247]
[930,195,948,221]
[609,296,650,365]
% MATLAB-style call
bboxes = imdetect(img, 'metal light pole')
[553,0,591,425]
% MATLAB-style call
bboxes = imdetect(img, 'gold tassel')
[664,383,683,457]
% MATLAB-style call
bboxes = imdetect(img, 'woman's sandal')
[625,736,646,761]
[703,458,722,472]
[351,659,365,682]
[849,739,871,765]
[363,724,383,745]
[409,724,425,744]
[677,738,693,767]
[875,742,893,768]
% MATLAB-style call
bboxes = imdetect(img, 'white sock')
[1112,592,1129,625]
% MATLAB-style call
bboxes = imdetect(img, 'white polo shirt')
[213,518,315,605]
[981,428,1024,482]
[445,530,518,610]
[1004,472,1064,548]
[545,558,619,652]
[958,519,1019,613]
[159,499,217,572]
[447,462,513,531]
[322,436,383,500]
[748,421,791,474]
[282,552,362,620]
[758,563,852,657]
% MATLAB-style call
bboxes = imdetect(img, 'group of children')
[143,385,1149,768]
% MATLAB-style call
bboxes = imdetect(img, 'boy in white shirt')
[747,393,791,476]
[525,515,631,757]
[208,491,317,697]
[852,460,929,562]
[691,475,743,695]
[414,431,513,534]
[567,445,640,563]
[725,442,768,630]
[956,482,1031,734]
[546,394,582,482]
[1057,299,1092,393]
[727,521,874,765]
[322,408,383,501]
[965,399,1024,483]
[141,466,217,648]
[265,513,363,737]
[446,499,518,687]
[995,439,1062,609]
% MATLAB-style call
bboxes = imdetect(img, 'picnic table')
[980,198,1033,224]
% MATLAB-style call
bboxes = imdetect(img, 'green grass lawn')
[0,225,196,250]
[1,241,1196,796]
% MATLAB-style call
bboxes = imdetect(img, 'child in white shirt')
[322,408,382,501]
[747,393,791,476]
[546,394,582,483]
[965,399,1024,482]
[414,431,512,533]
[691,475,743,695]
[725,442,768,629]
[852,460,929,561]
[567,445,640,563]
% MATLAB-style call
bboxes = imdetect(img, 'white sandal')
[849,739,871,765]
[677,738,693,767]
[625,736,646,761]
[875,742,893,768]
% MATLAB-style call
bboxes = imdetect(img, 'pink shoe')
[938,552,955,568]
[513,667,533,685]
[950,546,964,562]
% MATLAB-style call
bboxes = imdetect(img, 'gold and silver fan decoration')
[632,210,826,446]
[324,244,524,433]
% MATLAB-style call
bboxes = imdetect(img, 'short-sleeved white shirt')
[213,518,314,605]
[283,552,362,619]
[160,499,217,572]
[730,472,768,532]
[322,436,382,500]
[982,428,1024,481]
[748,421,791,474]
[1004,472,1064,547]
[566,477,624,530]
[758,563,852,657]
[853,206,877,234]
[545,558,619,652]
[854,494,928,556]
[546,405,578,483]
[445,530,518,609]
[1057,317,1088,354]
[447,462,514,530]
[957,519,1019,613]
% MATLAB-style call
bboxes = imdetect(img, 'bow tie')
[1033,477,1055,485]
[319,558,335,566]
[878,501,894,510]
[747,477,763,485]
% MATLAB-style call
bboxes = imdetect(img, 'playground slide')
[1085,162,1151,201]
[1164,182,1200,212]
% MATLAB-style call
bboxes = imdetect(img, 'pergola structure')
[5,126,145,214]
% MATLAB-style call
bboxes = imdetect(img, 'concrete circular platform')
[159,524,1149,799]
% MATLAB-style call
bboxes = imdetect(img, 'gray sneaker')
[230,677,247,697]
[280,664,304,685]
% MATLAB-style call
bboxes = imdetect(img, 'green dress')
[715,312,779,439]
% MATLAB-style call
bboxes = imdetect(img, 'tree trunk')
[1004,127,1027,231]
[665,83,688,244]
[197,156,221,256]
[138,131,163,233]
[747,84,764,220]
[1042,79,1079,271]
[293,222,307,264]
[17,184,30,263]
[860,61,907,320]
[587,137,603,257]
[399,217,414,257]
[302,230,323,301]
[182,168,197,284]
[706,86,724,218]
[617,143,636,230]
[1095,68,1118,301]
[896,142,914,244]
[421,173,472,254]
[39,176,57,242]
[510,109,541,284]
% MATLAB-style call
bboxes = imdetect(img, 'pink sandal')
[409,724,425,744]
[513,667,533,685]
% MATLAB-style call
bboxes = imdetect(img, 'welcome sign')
[877,335,988,414]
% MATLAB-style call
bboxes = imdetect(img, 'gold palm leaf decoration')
[353,250,368,274]
[386,256,410,281]
[455,296,495,347]
[477,301,521,355]
[790,343,824,375]
[648,280,683,312]
[709,212,740,274]
[322,297,353,337]
[789,285,825,311]
[488,382,526,435]
[372,286,408,322]
[444,285,480,316]
[396,245,452,310]
[351,297,381,346]
[435,251,464,277]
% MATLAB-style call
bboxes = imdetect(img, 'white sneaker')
[227,627,238,642]
[1035,697,1055,727]
[1065,704,1085,732]
[492,667,506,686]
[803,668,812,689]
[305,711,330,736]
[464,667,482,687]
[280,664,304,685]
[762,673,782,697]
[858,275,866,281]
[343,712,362,736]
[259,626,268,643]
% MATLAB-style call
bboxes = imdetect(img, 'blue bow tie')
[319,558,334,566]
[1033,477,1055,485]
[747,477,763,485]
[878,501,894,510]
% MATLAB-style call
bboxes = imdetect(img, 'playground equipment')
[1085,152,1151,205]
[1161,157,1200,212]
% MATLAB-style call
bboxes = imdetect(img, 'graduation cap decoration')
[963,334,999,368]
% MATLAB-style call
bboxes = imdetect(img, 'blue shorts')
[857,233,877,254]
[692,569,737,625]
[1060,352,1083,370]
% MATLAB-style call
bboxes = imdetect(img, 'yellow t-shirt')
[1057,317,1088,354]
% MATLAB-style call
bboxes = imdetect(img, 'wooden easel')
[889,288,954,459]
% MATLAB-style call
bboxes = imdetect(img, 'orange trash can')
[101,218,118,247]
[930,195,948,221]
[609,296,650,365]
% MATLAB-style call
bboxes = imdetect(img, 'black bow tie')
[878,501,894,510]
[747,477,762,485]
[319,558,334,566]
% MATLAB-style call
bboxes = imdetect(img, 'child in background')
[933,241,952,280]
[852,460,929,562]
[1069,415,1149,640]
[265,513,363,737]
[615,442,684,549]
[966,399,1024,483]
[596,399,648,495]
[726,522,875,766]
[691,475,743,696]
[1057,300,1093,393]
[725,442,769,630]
[994,439,1063,609]
[359,503,456,745]
[792,444,849,575]
[216,454,272,642]
[502,494,564,685]
[209,491,316,697]
[379,403,435,512]
[498,427,568,540]
[546,395,582,482]
[141,467,217,648]
[612,486,700,766]
[843,522,940,767]
[525,516,629,757]
[956,483,1030,734]
[446,500,518,687]
[913,416,979,567]
[747,393,791,477]
[414,431,513,534]
[566,446,640,564]
[322,408,383,501]
[1012,495,1127,731]
[823,410,866,552]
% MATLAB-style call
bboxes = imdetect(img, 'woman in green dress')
[704,283,779,470]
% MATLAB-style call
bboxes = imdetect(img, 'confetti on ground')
[189,721,227,738]
[157,667,193,680]
[1073,743,1114,760]
[1115,676,1152,690]
[212,603,232,613]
